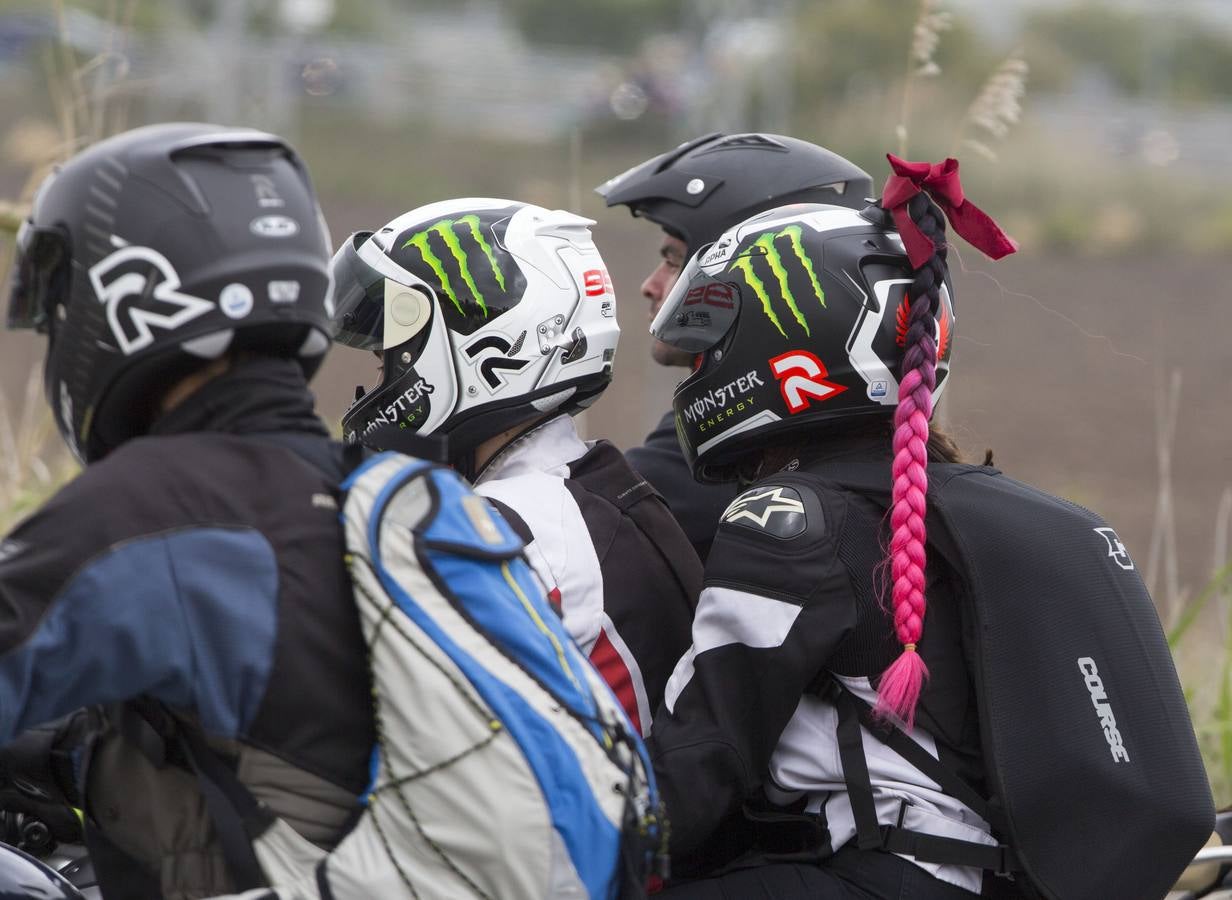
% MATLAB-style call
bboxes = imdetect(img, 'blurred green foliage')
[505,0,686,52]
[793,0,994,109]
[1023,2,1232,102]
[1170,564,1232,805]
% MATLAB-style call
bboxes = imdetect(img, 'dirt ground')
[1,195,1226,601]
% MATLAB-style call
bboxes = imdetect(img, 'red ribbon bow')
[881,154,1018,269]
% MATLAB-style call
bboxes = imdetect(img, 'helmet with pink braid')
[650,200,957,486]
[653,155,1014,729]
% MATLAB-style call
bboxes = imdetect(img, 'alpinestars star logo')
[1094,527,1134,570]
[721,485,807,538]
[402,215,507,317]
[89,237,214,356]
[728,224,825,338]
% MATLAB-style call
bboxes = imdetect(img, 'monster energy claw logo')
[402,215,506,316]
[729,224,825,338]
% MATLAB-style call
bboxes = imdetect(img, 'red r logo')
[770,350,847,414]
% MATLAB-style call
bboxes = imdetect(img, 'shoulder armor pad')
[720,484,810,540]
[706,477,839,603]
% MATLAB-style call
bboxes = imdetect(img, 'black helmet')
[596,132,874,252]
[0,841,84,899]
[651,203,955,482]
[330,199,619,456]
[5,123,334,463]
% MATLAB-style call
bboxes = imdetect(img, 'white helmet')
[330,198,620,457]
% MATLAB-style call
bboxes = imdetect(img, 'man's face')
[641,233,695,368]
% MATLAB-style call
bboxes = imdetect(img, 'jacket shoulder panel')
[705,475,843,605]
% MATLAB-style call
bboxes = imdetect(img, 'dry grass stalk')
[1217,488,1232,633]
[0,1,137,528]
[910,0,953,78]
[0,370,70,533]
[1146,370,1185,626]
[954,53,1029,160]
[897,0,953,156]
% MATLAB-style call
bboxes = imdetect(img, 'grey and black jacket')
[649,440,993,893]
[0,358,374,899]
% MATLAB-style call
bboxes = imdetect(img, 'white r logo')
[89,237,214,355]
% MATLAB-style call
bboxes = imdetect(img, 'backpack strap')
[829,683,1020,876]
[174,723,275,891]
[112,700,273,891]
[485,497,535,546]
[805,460,988,573]
[567,440,703,608]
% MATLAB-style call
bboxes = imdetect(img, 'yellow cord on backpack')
[501,562,582,692]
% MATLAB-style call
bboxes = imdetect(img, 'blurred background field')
[0,0,1229,796]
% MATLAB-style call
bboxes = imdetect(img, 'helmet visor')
[5,224,66,332]
[650,244,741,353]
[329,232,386,351]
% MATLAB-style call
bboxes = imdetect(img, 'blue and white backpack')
[212,452,665,899]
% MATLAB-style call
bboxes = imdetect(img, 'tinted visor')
[6,224,67,332]
[329,232,387,350]
[650,244,741,352]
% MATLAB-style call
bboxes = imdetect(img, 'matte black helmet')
[6,123,334,463]
[651,203,955,482]
[596,132,874,252]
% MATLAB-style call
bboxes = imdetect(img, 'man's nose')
[641,268,663,305]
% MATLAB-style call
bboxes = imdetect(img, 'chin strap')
[453,448,478,482]
[362,424,451,465]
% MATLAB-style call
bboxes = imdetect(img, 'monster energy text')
[403,215,505,316]
[362,378,435,435]
[683,369,765,433]
[729,224,825,338]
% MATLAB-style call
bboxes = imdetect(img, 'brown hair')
[752,415,973,480]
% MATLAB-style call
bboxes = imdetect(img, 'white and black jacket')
[649,443,995,893]
[475,415,701,736]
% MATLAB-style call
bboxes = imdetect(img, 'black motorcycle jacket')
[625,410,736,564]
[475,414,701,737]
[649,439,993,893]
[0,357,375,900]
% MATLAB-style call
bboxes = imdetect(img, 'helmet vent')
[531,387,575,413]
[696,134,788,155]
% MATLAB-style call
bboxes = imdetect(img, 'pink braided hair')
[874,192,947,730]
[874,155,1015,728]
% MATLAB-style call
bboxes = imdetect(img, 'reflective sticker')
[219,283,254,320]
[250,215,300,238]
